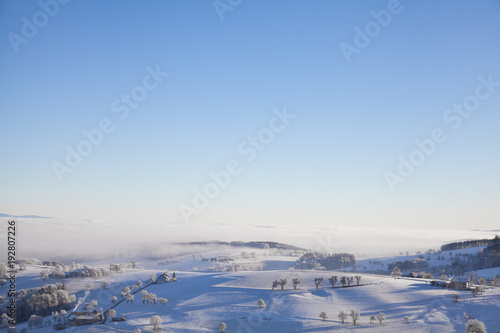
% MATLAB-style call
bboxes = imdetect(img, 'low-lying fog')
[1,217,497,261]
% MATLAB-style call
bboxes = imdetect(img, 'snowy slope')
[3,248,500,332]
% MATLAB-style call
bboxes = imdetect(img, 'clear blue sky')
[1,0,499,230]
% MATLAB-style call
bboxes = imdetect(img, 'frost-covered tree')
[125,294,135,303]
[218,322,227,333]
[404,316,410,324]
[391,266,402,278]
[355,276,362,285]
[85,282,93,290]
[465,319,487,333]
[150,274,156,283]
[338,311,347,324]
[493,276,499,287]
[478,278,486,285]
[111,296,117,304]
[101,281,110,289]
[141,290,149,303]
[108,309,116,319]
[320,312,328,321]
[328,276,337,288]
[159,297,168,306]
[292,278,300,289]
[150,315,162,331]
[452,293,460,302]
[257,299,266,309]
[1,314,9,329]
[137,280,143,287]
[370,315,376,324]
[350,310,360,325]
[441,275,448,280]
[314,278,323,289]
[376,312,385,324]
[40,270,49,281]
[122,286,131,294]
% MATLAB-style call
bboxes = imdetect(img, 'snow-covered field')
[3,247,500,332]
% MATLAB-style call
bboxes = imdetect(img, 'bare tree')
[355,276,361,285]
[328,276,337,288]
[376,312,385,324]
[272,280,279,291]
[314,278,323,289]
[452,293,460,302]
[350,310,360,325]
[292,278,300,289]
[320,312,328,321]
[279,279,287,290]
[347,276,354,286]
[338,311,347,324]
[370,315,376,324]
[340,276,347,287]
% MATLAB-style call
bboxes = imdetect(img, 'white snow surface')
[3,247,500,332]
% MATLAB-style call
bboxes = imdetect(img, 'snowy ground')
[3,247,500,332]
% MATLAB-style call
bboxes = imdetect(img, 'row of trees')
[271,276,363,290]
[319,310,385,325]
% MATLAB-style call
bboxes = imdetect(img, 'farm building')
[156,272,170,283]
[156,271,176,283]
[67,310,102,326]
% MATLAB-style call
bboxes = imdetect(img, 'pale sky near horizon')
[1,0,499,230]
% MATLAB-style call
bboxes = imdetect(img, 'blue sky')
[1,0,499,230]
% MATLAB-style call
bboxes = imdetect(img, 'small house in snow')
[156,272,170,283]
[452,278,470,289]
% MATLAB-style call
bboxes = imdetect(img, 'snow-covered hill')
[2,246,499,332]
